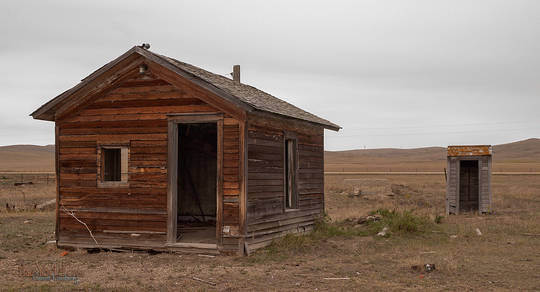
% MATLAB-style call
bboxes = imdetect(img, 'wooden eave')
[447,145,492,157]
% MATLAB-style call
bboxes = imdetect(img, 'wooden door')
[459,160,479,211]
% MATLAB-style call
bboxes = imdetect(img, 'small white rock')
[377,227,389,237]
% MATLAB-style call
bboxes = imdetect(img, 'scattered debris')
[36,199,56,210]
[522,233,540,237]
[183,275,216,286]
[198,254,216,258]
[347,187,362,197]
[411,264,436,273]
[475,228,483,236]
[61,205,100,246]
[14,182,33,186]
[5,203,15,211]
[377,227,389,237]
[424,264,436,272]
[357,214,382,224]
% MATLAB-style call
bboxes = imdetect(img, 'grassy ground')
[1,175,539,290]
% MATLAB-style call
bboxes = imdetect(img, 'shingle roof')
[154,53,340,130]
[31,46,340,130]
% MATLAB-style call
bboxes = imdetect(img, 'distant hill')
[0,145,55,172]
[1,138,539,172]
[325,138,540,172]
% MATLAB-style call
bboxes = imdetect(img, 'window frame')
[283,132,299,211]
[97,144,129,188]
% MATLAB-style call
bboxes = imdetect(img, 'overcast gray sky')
[1,0,539,150]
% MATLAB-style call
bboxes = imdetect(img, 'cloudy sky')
[1,0,539,150]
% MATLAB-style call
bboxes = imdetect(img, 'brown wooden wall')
[56,73,242,249]
[221,119,243,251]
[245,119,324,252]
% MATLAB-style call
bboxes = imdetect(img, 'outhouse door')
[459,160,479,212]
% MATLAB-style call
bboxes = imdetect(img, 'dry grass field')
[325,138,540,172]
[1,173,539,290]
[1,139,539,290]
[0,145,54,172]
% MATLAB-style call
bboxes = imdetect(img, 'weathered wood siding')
[56,73,241,249]
[446,156,492,214]
[478,156,492,213]
[245,121,324,251]
[446,158,458,214]
[221,118,243,252]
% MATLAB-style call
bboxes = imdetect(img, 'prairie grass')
[1,174,539,290]
[367,208,433,235]
[0,174,55,212]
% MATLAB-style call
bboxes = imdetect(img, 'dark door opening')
[459,160,479,212]
[177,122,217,243]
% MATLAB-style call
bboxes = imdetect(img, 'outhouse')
[446,145,492,214]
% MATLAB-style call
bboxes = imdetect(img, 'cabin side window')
[284,138,298,210]
[99,146,128,187]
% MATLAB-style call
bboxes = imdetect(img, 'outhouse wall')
[446,155,492,214]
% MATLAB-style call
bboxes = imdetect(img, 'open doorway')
[459,160,479,212]
[177,122,217,244]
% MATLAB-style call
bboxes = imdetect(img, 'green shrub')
[261,216,369,258]
[258,210,431,259]
[368,208,432,235]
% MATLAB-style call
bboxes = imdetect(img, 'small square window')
[99,146,128,187]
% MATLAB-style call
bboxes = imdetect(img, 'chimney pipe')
[232,65,240,83]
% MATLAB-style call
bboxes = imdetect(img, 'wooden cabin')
[446,145,492,215]
[31,45,340,255]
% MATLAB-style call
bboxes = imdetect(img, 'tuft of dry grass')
[0,174,56,212]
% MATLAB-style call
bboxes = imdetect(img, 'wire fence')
[0,172,57,186]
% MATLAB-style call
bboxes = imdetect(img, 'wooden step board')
[57,240,220,255]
